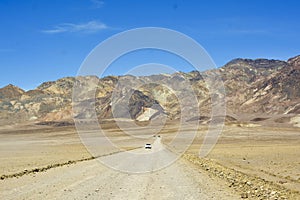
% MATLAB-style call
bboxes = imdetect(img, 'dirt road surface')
[0,138,239,200]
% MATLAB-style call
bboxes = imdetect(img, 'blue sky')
[0,0,300,90]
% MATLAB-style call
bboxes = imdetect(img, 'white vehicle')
[144,143,152,149]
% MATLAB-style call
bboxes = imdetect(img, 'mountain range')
[0,55,299,127]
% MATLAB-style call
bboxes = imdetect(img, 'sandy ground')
[0,122,300,199]
[0,134,239,200]
[0,126,90,175]
[187,126,300,192]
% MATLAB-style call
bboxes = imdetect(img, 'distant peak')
[225,57,287,69]
[287,55,300,66]
[0,84,25,99]
[2,84,23,91]
[5,84,16,88]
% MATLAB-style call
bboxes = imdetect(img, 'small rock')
[241,193,248,198]
[278,180,287,184]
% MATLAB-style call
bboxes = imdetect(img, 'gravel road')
[0,138,239,199]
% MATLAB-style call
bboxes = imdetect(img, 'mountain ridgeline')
[0,55,299,127]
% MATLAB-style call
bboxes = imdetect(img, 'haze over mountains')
[0,55,299,127]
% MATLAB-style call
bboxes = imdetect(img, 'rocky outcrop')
[235,56,300,115]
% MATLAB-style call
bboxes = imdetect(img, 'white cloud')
[90,0,104,8]
[42,21,108,34]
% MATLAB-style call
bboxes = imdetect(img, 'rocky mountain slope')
[0,55,299,126]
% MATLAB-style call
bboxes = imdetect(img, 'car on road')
[144,144,152,149]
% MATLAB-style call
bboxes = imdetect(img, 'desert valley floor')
[0,121,300,199]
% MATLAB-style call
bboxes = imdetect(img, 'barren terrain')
[0,122,299,199]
